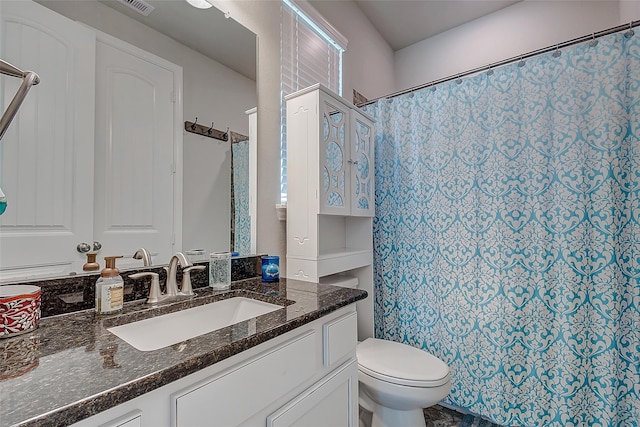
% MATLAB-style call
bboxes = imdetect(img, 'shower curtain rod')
[359,20,640,107]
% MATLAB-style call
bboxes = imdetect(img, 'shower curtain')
[364,31,640,426]
[232,140,251,255]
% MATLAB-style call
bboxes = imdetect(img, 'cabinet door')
[267,360,359,427]
[173,331,317,427]
[349,110,374,217]
[319,92,350,215]
[0,0,96,280]
[94,33,179,268]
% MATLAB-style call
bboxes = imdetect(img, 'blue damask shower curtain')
[365,31,640,426]
[232,140,251,255]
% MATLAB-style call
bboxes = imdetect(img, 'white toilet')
[320,275,452,427]
[357,338,451,427]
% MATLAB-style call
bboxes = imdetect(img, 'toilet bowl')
[357,338,451,427]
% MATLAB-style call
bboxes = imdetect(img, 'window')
[281,0,346,202]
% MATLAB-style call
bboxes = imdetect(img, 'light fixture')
[185,0,212,9]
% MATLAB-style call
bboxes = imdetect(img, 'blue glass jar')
[261,256,280,282]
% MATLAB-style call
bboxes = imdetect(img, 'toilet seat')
[357,338,450,388]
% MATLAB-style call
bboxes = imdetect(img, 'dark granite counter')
[0,278,367,427]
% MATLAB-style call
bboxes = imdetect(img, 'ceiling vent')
[116,0,155,16]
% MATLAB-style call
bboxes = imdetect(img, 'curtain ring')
[486,65,494,76]
[517,56,526,67]
[625,22,635,38]
[552,44,561,58]
[455,74,462,84]
[589,33,598,47]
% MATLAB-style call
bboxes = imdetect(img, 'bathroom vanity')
[0,279,366,427]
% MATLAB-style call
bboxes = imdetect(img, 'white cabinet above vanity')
[285,84,375,340]
[285,84,375,282]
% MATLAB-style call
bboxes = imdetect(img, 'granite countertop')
[0,278,367,427]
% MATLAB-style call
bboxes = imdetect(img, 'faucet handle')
[180,265,206,296]
[129,272,161,304]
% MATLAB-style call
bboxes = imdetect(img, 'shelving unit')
[285,84,375,339]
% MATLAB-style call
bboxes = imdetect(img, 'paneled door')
[94,33,181,269]
[0,0,96,280]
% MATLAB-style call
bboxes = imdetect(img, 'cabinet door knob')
[77,242,91,253]
[93,241,102,251]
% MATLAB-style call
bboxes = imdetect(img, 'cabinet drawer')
[173,331,317,426]
[323,312,357,367]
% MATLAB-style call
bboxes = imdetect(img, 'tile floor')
[361,405,463,427]
[423,405,465,426]
[361,404,503,427]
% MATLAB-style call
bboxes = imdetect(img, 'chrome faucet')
[165,252,192,297]
[132,248,152,266]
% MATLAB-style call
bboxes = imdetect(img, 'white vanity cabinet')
[71,305,358,427]
[97,411,142,427]
[267,360,358,427]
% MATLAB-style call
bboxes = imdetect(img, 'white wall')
[210,0,395,274]
[394,0,623,92]
[36,0,257,256]
[620,0,640,22]
[309,0,395,101]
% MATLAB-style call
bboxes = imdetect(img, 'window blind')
[280,0,345,202]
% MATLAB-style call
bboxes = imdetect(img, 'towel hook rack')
[185,117,229,142]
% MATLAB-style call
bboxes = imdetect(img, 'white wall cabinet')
[318,95,374,217]
[286,84,375,280]
[285,84,374,340]
[0,0,181,281]
[70,304,358,427]
[289,84,374,218]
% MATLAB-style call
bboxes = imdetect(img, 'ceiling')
[98,0,257,80]
[351,0,522,51]
[98,0,523,80]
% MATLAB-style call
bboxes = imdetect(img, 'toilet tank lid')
[357,338,450,385]
[319,275,359,288]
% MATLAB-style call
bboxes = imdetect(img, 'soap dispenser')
[95,255,124,314]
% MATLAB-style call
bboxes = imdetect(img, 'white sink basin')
[107,297,283,351]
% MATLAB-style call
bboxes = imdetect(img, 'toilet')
[320,275,452,427]
[357,338,451,427]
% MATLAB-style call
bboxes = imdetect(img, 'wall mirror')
[0,0,257,282]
